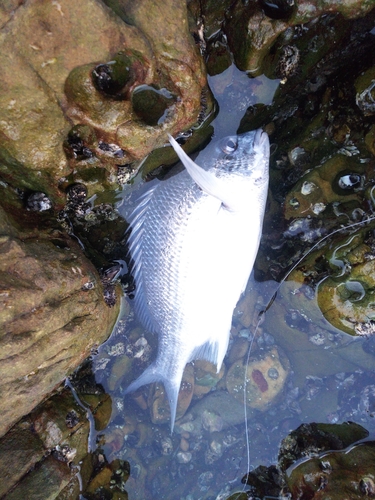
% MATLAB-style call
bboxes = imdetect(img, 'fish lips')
[254,129,270,157]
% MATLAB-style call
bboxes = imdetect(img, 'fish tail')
[124,363,181,432]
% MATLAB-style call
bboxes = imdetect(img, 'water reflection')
[207,65,280,138]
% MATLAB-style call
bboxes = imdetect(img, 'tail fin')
[124,363,181,432]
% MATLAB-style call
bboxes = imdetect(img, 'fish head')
[168,129,269,212]
[207,129,269,184]
[199,129,270,211]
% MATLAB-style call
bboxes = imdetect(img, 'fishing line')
[65,378,98,453]
[235,212,375,499]
[241,312,261,496]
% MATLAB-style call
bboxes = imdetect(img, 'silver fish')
[124,129,270,430]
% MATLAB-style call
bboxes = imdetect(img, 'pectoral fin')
[168,134,237,211]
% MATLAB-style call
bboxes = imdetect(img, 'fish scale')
[125,129,270,430]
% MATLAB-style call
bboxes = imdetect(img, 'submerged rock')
[148,363,195,425]
[193,359,226,398]
[176,390,255,436]
[287,439,375,499]
[83,458,130,499]
[226,347,290,410]
[233,421,370,499]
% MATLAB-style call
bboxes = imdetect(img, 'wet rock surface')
[226,347,290,410]
[288,440,375,499]
[238,8,375,337]
[0,385,119,500]
[0,0,209,207]
[230,421,371,499]
[220,0,375,73]
[0,204,119,438]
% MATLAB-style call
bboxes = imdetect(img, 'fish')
[124,129,270,430]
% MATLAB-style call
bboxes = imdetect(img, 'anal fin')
[189,337,229,373]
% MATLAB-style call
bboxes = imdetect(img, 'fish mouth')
[253,128,270,157]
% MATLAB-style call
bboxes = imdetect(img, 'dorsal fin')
[127,184,160,334]
[168,134,237,211]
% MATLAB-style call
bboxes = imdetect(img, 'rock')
[318,253,375,335]
[365,124,375,155]
[0,0,209,206]
[176,390,256,436]
[0,385,105,498]
[239,422,370,499]
[107,354,134,393]
[284,153,370,220]
[226,347,290,410]
[288,441,375,499]
[355,66,375,116]
[224,0,375,72]
[280,422,369,470]
[131,85,176,126]
[4,455,75,500]
[78,394,112,432]
[226,6,287,74]
[149,363,195,425]
[0,205,119,437]
[198,0,233,40]
[193,359,225,398]
[0,1,22,27]
[0,419,45,498]
[55,476,81,500]
[226,336,252,365]
[0,383,133,499]
[239,465,282,500]
[83,458,130,499]
[30,389,88,454]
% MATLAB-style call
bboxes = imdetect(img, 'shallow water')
[87,57,375,499]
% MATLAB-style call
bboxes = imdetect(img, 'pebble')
[180,437,190,452]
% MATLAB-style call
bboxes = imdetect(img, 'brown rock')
[149,363,195,425]
[227,336,252,364]
[226,347,290,410]
[0,419,44,498]
[0,0,209,205]
[180,437,190,452]
[0,206,119,437]
[80,394,112,432]
[0,383,118,498]
[4,455,75,500]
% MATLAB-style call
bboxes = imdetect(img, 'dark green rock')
[131,85,175,126]
[279,422,369,471]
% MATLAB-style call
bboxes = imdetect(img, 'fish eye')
[221,138,238,154]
